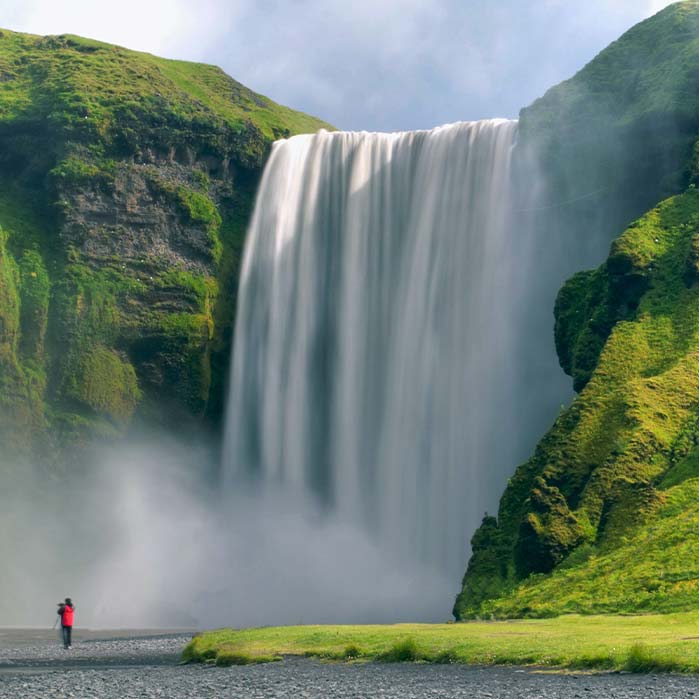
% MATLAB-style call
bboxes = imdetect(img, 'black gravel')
[0,630,188,671]
[2,632,699,698]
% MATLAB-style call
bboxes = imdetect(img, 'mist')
[1,437,455,629]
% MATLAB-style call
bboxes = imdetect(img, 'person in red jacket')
[56,598,75,649]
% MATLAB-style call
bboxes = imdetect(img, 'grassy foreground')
[183,613,699,671]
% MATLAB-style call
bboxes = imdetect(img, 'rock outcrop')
[0,30,330,464]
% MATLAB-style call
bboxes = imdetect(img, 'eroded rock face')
[0,29,329,462]
[43,143,260,455]
[44,152,220,445]
[60,160,221,274]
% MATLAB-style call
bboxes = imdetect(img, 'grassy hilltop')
[0,29,329,464]
[519,0,699,246]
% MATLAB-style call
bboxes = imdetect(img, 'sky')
[0,0,678,131]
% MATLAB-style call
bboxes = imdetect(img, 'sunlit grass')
[183,612,699,672]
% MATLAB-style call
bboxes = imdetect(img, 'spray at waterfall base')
[2,438,455,628]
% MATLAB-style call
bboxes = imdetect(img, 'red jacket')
[61,604,74,627]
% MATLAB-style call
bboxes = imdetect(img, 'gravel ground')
[2,632,699,698]
[0,632,186,669]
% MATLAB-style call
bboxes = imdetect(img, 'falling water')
[224,120,551,583]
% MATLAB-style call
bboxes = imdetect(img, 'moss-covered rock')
[17,250,50,360]
[0,229,47,455]
[63,345,140,422]
[457,1,699,621]
[513,478,589,577]
[456,190,699,619]
[554,234,652,392]
[0,27,331,461]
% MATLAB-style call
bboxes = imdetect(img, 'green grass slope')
[456,188,699,618]
[0,28,330,462]
[0,30,328,140]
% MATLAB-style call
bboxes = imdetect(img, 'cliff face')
[456,190,699,618]
[456,1,699,620]
[0,30,330,463]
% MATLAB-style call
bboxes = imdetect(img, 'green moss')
[50,156,109,183]
[191,169,210,189]
[468,480,699,618]
[176,187,222,263]
[54,261,138,346]
[0,229,48,454]
[17,250,49,359]
[0,180,54,256]
[660,443,699,489]
[513,478,589,576]
[457,190,699,619]
[0,227,20,356]
[154,268,218,313]
[157,312,212,342]
[48,262,144,438]
[176,188,220,230]
[63,345,140,422]
[553,265,641,392]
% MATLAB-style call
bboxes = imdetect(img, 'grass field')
[183,613,699,672]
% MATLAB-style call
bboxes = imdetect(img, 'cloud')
[195,0,679,130]
[0,0,231,60]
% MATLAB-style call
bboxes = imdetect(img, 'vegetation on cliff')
[456,0,699,621]
[0,28,329,462]
[455,188,699,619]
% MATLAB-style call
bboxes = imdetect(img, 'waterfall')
[224,119,553,584]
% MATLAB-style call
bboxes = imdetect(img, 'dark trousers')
[62,625,72,648]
